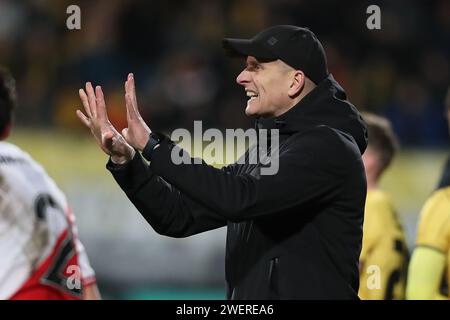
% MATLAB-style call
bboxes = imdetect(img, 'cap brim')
[222,38,276,60]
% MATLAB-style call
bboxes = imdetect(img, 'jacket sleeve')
[107,153,227,237]
[145,127,356,222]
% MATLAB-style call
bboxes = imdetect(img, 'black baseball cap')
[223,25,328,84]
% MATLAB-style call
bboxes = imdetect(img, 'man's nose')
[236,70,250,86]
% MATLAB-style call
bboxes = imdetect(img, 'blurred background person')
[406,88,450,300]
[359,113,409,300]
[0,67,100,300]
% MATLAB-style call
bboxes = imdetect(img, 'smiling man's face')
[236,56,296,118]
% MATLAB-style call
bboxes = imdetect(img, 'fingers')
[95,85,108,120]
[80,82,109,121]
[125,73,141,119]
[121,127,137,151]
[103,130,132,158]
[103,131,114,154]
[124,92,135,122]
[129,73,139,109]
[85,82,97,118]
[102,130,114,142]
[121,128,129,141]
[76,109,91,128]
[79,89,93,118]
[125,73,133,97]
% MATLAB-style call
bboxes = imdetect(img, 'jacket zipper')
[269,257,279,299]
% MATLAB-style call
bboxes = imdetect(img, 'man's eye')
[245,64,261,71]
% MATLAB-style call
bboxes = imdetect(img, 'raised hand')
[121,73,152,151]
[76,82,135,163]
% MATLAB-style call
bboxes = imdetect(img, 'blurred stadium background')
[2,0,449,299]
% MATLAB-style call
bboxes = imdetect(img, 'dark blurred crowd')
[1,0,449,147]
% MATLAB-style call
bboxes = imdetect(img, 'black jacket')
[107,74,368,300]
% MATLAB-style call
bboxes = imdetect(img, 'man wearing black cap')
[223,25,323,119]
[77,25,368,299]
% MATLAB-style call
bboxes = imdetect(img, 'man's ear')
[288,70,305,98]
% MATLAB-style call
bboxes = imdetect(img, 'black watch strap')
[143,132,165,160]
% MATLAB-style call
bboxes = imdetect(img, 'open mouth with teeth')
[246,90,259,101]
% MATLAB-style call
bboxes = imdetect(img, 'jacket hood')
[256,74,368,154]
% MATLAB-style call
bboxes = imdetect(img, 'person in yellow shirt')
[359,113,409,300]
[406,90,450,300]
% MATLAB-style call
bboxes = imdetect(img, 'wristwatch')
[143,132,166,159]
